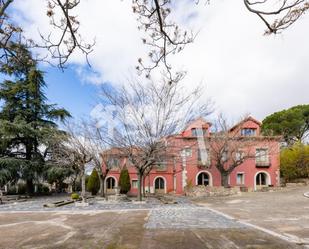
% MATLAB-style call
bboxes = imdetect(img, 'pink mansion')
[102,117,281,195]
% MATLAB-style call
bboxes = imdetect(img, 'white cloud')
[11,0,309,121]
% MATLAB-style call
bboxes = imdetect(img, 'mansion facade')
[102,117,281,195]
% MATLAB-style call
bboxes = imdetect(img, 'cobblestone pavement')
[145,207,245,229]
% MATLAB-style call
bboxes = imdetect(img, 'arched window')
[197,172,209,186]
[106,177,116,189]
[256,172,267,186]
[155,177,165,190]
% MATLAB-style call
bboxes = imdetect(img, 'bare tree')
[95,77,212,201]
[133,0,195,82]
[134,0,309,79]
[1,0,192,74]
[1,1,307,74]
[82,121,114,198]
[203,115,280,187]
[63,122,92,199]
[0,0,94,69]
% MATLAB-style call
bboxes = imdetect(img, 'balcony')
[256,160,271,168]
[197,160,210,168]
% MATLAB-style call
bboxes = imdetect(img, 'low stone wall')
[282,178,309,187]
[185,186,241,197]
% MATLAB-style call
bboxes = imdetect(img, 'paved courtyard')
[0,188,308,248]
[195,185,309,247]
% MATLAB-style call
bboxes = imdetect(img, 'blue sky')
[43,66,99,119]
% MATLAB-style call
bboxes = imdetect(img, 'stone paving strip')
[144,207,246,229]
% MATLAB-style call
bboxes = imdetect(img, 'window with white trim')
[132,180,138,189]
[256,148,269,163]
[236,173,245,185]
[198,148,210,165]
[241,128,256,136]
[182,147,192,157]
[191,128,207,136]
[107,157,120,169]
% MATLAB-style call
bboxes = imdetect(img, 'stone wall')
[185,185,241,197]
[283,178,309,187]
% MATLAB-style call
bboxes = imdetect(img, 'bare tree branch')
[244,0,309,34]
[132,0,196,82]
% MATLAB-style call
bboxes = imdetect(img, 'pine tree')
[119,167,131,194]
[87,169,100,195]
[0,44,71,193]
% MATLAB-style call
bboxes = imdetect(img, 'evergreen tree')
[262,105,309,145]
[0,44,71,193]
[87,169,100,195]
[119,167,131,194]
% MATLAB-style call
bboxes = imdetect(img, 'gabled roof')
[229,116,261,132]
[183,117,212,131]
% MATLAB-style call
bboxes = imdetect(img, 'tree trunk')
[104,178,108,200]
[81,172,86,200]
[26,179,34,194]
[25,144,34,195]
[98,174,105,197]
[34,172,38,193]
[142,175,146,197]
[221,172,230,188]
[137,171,142,201]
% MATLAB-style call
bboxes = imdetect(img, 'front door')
[256,172,267,190]
[155,177,165,194]
[106,177,116,194]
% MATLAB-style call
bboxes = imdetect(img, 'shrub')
[87,169,100,195]
[281,143,309,181]
[37,184,50,194]
[185,179,194,190]
[17,183,27,194]
[119,167,131,194]
[73,180,82,192]
[71,193,80,200]
[7,185,17,194]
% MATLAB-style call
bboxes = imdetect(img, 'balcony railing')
[256,160,271,167]
[197,160,210,168]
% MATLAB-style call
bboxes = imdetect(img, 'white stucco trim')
[254,171,271,191]
[153,176,167,194]
[195,170,213,187]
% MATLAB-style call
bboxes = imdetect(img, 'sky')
[9,0,309,123]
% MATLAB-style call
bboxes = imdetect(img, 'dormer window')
[107,157,120,169]
[191,128,207,136]
[192,128,197,136]
[241,128,256,136]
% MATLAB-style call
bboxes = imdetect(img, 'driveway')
[0,195,303,249]
[195,186,309,247]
